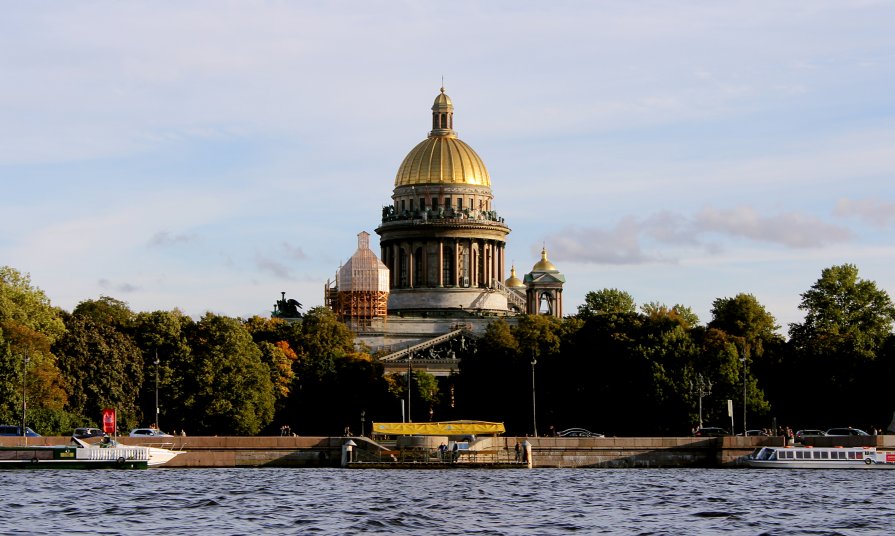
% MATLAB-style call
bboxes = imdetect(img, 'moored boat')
[747,445,895,469]
[0,437,183,469]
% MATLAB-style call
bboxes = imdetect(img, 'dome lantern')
[430,87,455,137]
[393,88,491,188]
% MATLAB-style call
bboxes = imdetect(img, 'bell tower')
[524,247,565,317]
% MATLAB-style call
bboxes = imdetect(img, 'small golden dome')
[394,88,490,188]
[532,247,557,272]
[433,87,452,109]
[505,265,525,288]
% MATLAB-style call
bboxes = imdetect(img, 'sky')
[2,1,894,334]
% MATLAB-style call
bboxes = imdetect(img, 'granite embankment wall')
[3,435,891,468]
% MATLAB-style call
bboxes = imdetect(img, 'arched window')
[538,291,554,315]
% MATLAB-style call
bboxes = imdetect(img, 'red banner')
[101,408,116,434]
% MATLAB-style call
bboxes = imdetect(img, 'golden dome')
[394,88,491,188]
[532,247,557,272]
[395,137,490,187]
[505,265,525,288]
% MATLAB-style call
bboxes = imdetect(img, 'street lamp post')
[407,355,413,423]
[531,354,538,438]
[21,352,29,440]
[740,354,748,435]
[154,351,160,430]
[691,373,713,429]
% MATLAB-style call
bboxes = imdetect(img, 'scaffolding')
[326,231,389,331]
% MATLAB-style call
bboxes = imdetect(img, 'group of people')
[437,442,461,462]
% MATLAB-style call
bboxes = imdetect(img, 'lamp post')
[21,352,29,440]
[360,410,365,437]
[407,355,413,423]
[531,353,538,438]
[154,351,160,430]
[740,353,748,435]
[690,373,713,429]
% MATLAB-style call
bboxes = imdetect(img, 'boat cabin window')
[819,451,829,459]
[848,451,858,459]
[754,448,774,460]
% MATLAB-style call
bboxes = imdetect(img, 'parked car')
[795,429,826,442]
[557,428,604,438]
[738,429,769,437]
[73,427,105,439]
[0,425,40,437]
[694,427,729,437]
[129,428,174,437]
[825,427,869,436]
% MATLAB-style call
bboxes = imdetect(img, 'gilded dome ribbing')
[394,88,491,188]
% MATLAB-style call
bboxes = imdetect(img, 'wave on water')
[2,468,895,535]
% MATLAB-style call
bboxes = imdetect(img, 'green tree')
[787,264,895,427]
[54,311,144,429]
[257,341,297,406]
[413,370,440,419]
[789,264,895,358]
[131,309,194,433]
[708,293,783,429]
[709,294,781,353]
[0,267,68,430]
[0,266,66,342]
[73,296,135,329]
[556,309,645,435]
[641,302,700,330]
[577,288,636,319]
[183,313,275,435]
[456,319,527,431]
[697,328,770,432]
[243,315,300,413]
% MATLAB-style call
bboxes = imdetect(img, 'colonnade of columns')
[381,237,505,290]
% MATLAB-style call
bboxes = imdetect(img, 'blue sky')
[2,1,893,332]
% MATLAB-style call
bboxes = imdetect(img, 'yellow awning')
[372,421,505,436]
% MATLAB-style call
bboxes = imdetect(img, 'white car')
[129,428,174,437]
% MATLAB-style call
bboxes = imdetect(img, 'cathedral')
[323,88,566,369]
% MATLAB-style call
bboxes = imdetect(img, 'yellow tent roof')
[372,420,505,436]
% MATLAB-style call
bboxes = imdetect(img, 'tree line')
[1,263,893,437]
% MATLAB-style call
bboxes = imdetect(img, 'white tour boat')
[0,437,183,469]
[747,445,895,469]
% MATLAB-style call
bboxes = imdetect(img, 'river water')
[2,468,893,535]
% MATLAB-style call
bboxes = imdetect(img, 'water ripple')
[2,468,895,535]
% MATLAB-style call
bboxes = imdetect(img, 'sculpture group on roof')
[381,204,505,224]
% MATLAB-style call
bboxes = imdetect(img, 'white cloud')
[98,278,140,293]
[148,231,199,247]
[834,198,895,228]
[694,206,853,248]
[543,205,854,265]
